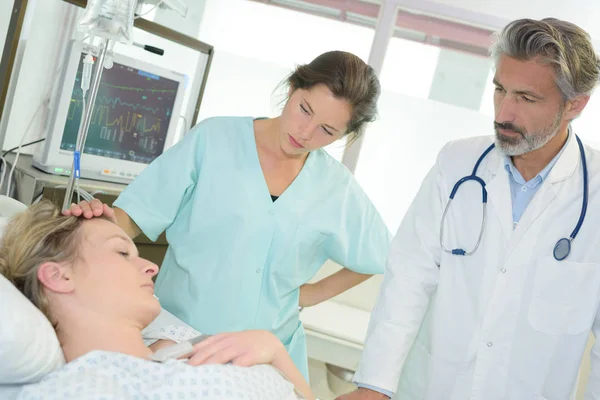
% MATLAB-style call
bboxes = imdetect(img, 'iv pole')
[61,38,111,212]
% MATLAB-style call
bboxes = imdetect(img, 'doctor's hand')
[335,388,391,400]
[186,330,285,367]
[62,199,117,224]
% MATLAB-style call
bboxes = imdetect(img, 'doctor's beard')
[494,107,564,156]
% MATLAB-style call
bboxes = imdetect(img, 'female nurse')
[64,50,391,380]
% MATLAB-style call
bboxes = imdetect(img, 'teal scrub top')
[114,116,391,380]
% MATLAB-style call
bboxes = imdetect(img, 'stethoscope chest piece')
[553,237,572,261]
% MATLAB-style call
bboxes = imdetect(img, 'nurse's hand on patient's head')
[62,198,118,224]
[186,330,285,367]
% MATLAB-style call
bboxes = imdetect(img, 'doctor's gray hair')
[490,18,600,101]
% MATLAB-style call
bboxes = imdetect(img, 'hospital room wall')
[0,0,13,59]
[0,0,72,156]
[427,0,600,43]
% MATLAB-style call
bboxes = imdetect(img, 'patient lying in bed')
[0,200,314,400]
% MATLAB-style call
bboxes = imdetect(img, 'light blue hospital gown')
[16,351,300,400]
[113,116,391,379]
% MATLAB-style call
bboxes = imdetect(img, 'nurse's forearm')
[114,207,142,239]
[302,268,372,306]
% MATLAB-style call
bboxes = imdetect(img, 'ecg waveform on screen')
[101,82,177,95]
[66,97,167,134]
[66,101,163,154]
[60,61,181,164]
[95,124,161,153]
[97,95,161,114]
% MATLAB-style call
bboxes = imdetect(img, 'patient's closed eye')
[118,251,130,257]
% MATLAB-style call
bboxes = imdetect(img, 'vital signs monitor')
[33,40,186,184]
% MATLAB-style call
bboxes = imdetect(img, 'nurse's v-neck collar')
[247,117,315,208]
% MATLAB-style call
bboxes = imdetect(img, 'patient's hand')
[63,199,117,224]
[188,331,316,400]
[187,330,284,367]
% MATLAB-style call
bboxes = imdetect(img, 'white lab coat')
[354,134,600,400]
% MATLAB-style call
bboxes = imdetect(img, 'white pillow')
[0,196,28,227]
[0,274,65,385]
[0,200,66,385]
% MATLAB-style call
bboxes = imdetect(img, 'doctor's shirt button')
[521,186,528,192]
[500,268,507,274]
[267,210,274,216]
[256,268,261,273]
[487,342,493,347]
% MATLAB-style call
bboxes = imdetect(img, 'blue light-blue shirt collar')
[503,128,571,186]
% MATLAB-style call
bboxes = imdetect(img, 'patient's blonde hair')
[0,200,83,320]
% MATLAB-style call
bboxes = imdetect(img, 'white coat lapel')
[484,150,513,241]
[507,181,557,253]
[506,134,579,255]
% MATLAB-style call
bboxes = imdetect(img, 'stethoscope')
[440,135,588,261]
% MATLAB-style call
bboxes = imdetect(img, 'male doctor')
[338,18,600,400]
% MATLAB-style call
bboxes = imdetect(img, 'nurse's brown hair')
[283,51,380,144]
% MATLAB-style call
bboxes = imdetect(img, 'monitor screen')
[59,55,181,164]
